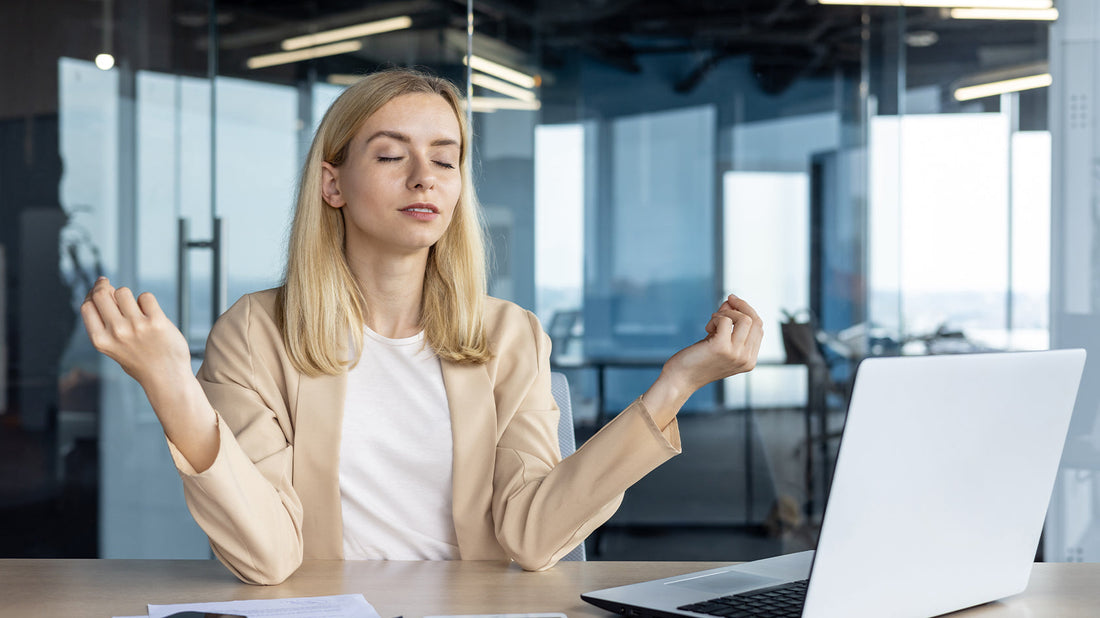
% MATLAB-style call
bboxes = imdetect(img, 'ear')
[320,161,345,208]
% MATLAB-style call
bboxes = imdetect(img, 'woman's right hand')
[81,277,220,471]
[81,277,193,390]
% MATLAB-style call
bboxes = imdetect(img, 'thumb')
[713,315,734,340]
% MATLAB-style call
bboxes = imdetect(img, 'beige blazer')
[168,290,681,585]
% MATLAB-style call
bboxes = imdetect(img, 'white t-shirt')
[339,326,460,560]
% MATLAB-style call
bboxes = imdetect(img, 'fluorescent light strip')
[953,73,1052,101]
[949,7,1058,19]
[818,1,1051,7]
[471,73,536,101]
[469,96,541,112]
[281,16,413,51]
[463,55,536,89]
[327,74,363,86]
[247,40,362,70]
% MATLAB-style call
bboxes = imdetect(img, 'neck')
[346,243,430,339]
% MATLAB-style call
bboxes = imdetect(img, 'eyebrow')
[364,130,459,148]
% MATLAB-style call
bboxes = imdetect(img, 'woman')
[81,68,763,585]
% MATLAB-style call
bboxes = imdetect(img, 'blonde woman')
[81,68,764,585]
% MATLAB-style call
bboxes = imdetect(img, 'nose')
[407,154,436,191]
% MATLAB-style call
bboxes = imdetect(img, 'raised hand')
[665,294,763,391]
[81,277,193,389]
[643,294,764,428]
[81,277,219,471]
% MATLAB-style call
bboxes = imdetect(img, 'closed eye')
[435,161,456,169]
[377,156,402,163]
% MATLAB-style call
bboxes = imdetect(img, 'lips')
[400,203,439,214]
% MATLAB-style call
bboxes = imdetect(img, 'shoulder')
[217,288,280,329]
[482,296,543,343]
[481,296,548,369]
[204,287,286,368]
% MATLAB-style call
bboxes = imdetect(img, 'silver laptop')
[582,349,1086,618]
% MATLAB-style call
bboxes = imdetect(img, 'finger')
[80,298,107,340]
[89,279,125,326]
[705,315,721,336]
[137,291,166,319]
[114,287,143,320]
[726,294,762,323]
[706,312,723,335]
[712,307,754,349]
[713,307,747,326]
[708,308,748,343]
[707,308,740,335]
[712,314,734,341]
[749,311,765,356]
[730,311,754,348]
[85,276,110,302]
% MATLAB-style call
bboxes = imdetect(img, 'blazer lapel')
[293,369,347,559]
[441,360,501,558]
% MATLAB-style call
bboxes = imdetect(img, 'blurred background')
[2,0,1099,564]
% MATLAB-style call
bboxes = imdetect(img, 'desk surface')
[4,559,1099,617]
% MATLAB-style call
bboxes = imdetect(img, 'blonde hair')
[278,68,490,376]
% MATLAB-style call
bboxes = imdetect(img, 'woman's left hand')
[651,292,765,404]
[661,294,764,393]
[640,294,764,428]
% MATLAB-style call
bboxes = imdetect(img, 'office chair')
[550,371,586,561]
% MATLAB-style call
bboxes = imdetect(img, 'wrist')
[641,369,699,429]
[657,363,702,399]
[141,365,196,400]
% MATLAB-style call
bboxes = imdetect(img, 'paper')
[423,614,567,618]
[142,593,380,618]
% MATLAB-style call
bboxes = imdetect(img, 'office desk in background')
[4,559,1100,617]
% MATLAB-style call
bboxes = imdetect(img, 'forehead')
[360,92,461,144]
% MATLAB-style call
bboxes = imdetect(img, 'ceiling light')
[463,55,537,89]
[469,97,541,113]
[471,73,536,101]
[98,0,114,71]
[905,30,939,47]
[95,53,115,71]
[816,1,1052,7]
[948,7,1058,19]
[954,73,1051,101]
[281,16,412,51]
[247,40,362,70]
[326,74,363,86]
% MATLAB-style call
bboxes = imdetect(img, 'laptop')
[582,349,1086,618]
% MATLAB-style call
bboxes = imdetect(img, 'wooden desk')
[3,559,1100,617]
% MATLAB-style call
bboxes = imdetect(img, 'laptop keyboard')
[677,579,808,617]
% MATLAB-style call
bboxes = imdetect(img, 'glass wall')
[2,0,1090,563]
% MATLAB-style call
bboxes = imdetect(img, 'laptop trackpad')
[665,570,781,595]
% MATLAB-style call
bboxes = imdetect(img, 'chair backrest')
[549,371,586,561]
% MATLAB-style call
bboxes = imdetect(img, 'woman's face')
[321,92,463,259]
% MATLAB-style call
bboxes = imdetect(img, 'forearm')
[494,399,681,570]
[143,372,220,473]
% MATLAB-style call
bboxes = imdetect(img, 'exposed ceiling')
[171,0,1049,96]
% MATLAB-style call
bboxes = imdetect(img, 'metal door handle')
[177,216,223,357]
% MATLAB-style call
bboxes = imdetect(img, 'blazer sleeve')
[491,309,682,571]
[165,294,305,585]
